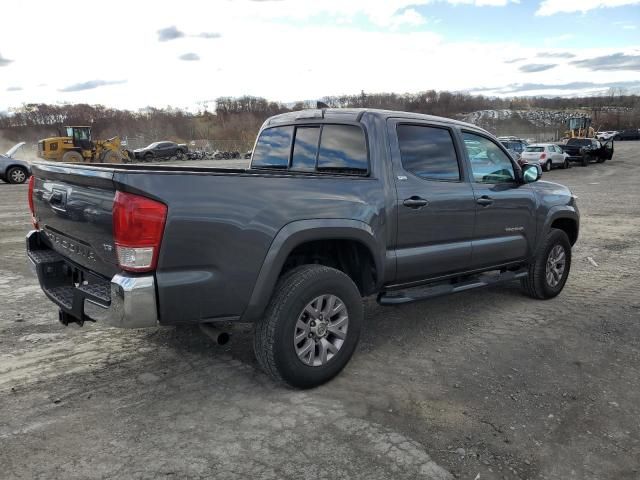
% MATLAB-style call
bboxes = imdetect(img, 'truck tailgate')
[31,163,119,279]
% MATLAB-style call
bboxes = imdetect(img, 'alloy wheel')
[293,294,349,367]
[546,244,566,287]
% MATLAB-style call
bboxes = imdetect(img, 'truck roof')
[265,108,484,132]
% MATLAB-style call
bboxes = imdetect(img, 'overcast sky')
[1,0,639,112]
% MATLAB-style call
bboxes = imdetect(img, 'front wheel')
[581,155,589,167]
[7,167,28,184]
[521,229,571,299]
[254,265,363,388]
[544,160,552,172]
[562,158,570,169]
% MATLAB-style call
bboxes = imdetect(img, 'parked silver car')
[0,142,31,184]
[521,143,569,171]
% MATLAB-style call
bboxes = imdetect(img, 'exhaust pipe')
[200,323,230,345]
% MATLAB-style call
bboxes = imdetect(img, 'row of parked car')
[128,140,251,162]
[498,135,615,171]
[596,128,640,141]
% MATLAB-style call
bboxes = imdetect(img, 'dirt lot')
[1,144,639,479]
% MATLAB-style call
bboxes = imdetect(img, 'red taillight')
[28,175,38,229]
[112,191,167,272]
[540,153,547,160]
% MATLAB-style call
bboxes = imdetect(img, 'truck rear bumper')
[26,230,158,328]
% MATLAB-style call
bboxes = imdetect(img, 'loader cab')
[62,126,93,150]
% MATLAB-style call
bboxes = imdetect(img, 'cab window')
[463,132,516,183]
[397,124,460,181]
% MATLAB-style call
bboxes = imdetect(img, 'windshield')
[525,146,544,152]
[146,142,159,148]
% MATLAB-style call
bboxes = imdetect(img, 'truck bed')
[30,161,386,325]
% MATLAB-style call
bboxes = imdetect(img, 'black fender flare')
[241,219,384,322]
[541,206,579,247]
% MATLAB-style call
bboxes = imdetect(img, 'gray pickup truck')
[26,109,579,388]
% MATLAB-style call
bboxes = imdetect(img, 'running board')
[377,268,528,306]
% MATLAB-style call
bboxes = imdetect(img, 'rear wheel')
[6,167,28,184]
[544,160,552,172]
[254,265,363,388]
[581,155,589,167]
[62,150,84,163]
[521,229,571,299]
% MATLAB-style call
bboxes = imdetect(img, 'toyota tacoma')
[26,109,579,388]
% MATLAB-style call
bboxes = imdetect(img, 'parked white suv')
[521,144,569,171]
[596,131,617,141]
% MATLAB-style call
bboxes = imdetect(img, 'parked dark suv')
[133,141,188,161]
[614,129,640,141]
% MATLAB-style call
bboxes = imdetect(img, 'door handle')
[403,196,428,209]
[476,195,493,207]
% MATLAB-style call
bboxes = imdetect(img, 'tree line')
[1,90,638,150]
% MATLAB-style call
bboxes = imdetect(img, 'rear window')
[291,126,320,171]
[525,146,544,152]
[397,125,460,181]
[567,139,590,146]
[252,124,368,174]
[501,141,524,152]
[252,126,294,168]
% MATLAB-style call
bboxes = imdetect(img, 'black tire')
[544,160,552,172]
[6,167,28,184]
[62,150,84,163]
[144,153,153,162]
[596,157,606,163]
[562,159,569,169]
[581,155,589,167]
[176,149,184,160]
[521,229,571,300]
[254,265,363,389]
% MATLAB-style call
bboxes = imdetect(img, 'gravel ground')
[1,143,639,479]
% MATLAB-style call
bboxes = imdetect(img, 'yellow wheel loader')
[37,126,131,163]
[564,116,595,139]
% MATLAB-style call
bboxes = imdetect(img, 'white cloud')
[0,0,637,110]
[239,0,518,26]
[389,8,428,28]
[536,0,640,16]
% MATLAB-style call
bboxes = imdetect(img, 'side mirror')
[521,163,542,183]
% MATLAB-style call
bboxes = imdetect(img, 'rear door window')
[397,124,460,181]
[252,126,294,168]
[317,125,368,172]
